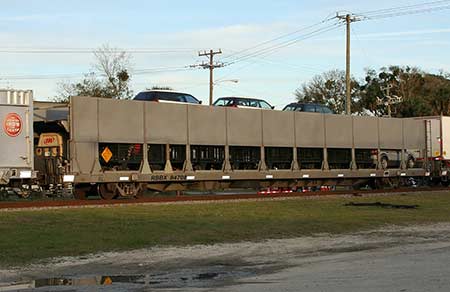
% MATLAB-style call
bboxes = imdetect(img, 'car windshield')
[213,99,227,106]
[321,106,334,114]
[283,105,298,111]
[302,104,316,112]
[260,101,272,109]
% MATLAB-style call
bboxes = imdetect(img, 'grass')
[1,191,450,267]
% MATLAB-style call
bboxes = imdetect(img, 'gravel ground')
[2,223,450,291]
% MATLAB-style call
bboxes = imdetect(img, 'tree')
[422,73,450,115]
[294,69,359,114]
[358,66,450,117]
[55,44,133,102]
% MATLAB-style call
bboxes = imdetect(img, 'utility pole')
[198,49,223,105]
[336,13,361,115]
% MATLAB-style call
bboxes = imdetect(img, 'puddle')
[0,265,258,291]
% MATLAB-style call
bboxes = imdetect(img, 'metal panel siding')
[403,118,425,150]
[71,97,98,142]
[353,116,378,148]
[379,118,403,149]
[188,105,226,145]
[145,102,188,144]
[263,110,294,147]
[98,99,144,143]
[0,105,31,168]
[442,117,450,159]
[227,107,262,146]
[295,113,325,147]
[325,115,353,148]
[71,142,97,174]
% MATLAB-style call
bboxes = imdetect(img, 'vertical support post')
[322,114,329,170]
[323,148,329,170]
[184,104,193,172]
[141,104,151,174]
[184,144,193,172]
[424,120,429,171]
[292,112,299,171]
[259,146,268,171]
[91,99,102,174]
[141,143,152,174]
[164,143,173,173]
[377,118,382,170]
[292,147,299,171]
[351,116,357,170]
[223,145,232,172]
[400,120,406,170]
[223,108,232,172]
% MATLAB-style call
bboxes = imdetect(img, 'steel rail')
[0,187,448,211]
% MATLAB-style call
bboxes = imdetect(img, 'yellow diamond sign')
[101,147,113,163]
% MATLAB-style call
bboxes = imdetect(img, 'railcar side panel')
[0,90,34,184]
[145,102,188,144]
[70,142,98,174]
[295,112,324,147]
[71,97,98,142]
[442,117,450,160]
[379,118,403,149]
[262,110,294,147]
[353,116,378,149]
[325,115,353,148]
[0,106,31,168]
[99,98,144,143]
[403,118,426,151]
[188,105,226,145]
[227,107,262,146]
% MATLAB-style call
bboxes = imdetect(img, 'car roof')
[217,96,269,102]
[287,102,325,106]
[140,90,193,95]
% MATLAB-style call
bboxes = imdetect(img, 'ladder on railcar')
[424,119,433,172]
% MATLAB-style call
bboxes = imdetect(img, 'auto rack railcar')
[67,96,445,199]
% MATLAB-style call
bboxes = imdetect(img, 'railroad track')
[0,187,448,211]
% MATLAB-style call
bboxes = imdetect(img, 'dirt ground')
[2,223,450,291]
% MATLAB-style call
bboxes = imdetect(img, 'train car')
[0,89,35,195]
[67,96,444,199]
[3,93,450,199]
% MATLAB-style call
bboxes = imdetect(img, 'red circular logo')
[3,113,22,137]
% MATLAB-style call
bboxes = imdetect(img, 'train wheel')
[73,184,90,200]
[135,183,145,198]
[98,183,118,200]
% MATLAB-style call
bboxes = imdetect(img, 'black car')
[282,103,334,114]
[213,97,274,109]
[133,90,202,104]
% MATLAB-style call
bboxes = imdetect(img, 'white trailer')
[0,89,34,185]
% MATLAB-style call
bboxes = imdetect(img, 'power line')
[215,23,343,83]
[355,0,450,20]
[225,22,343,66]
[224,23,342,64]
[358,0,450,15]
[221,15,336,61]
[0,66,196,80]
[0,48,201,54]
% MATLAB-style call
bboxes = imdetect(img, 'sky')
[0,0,449,108]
